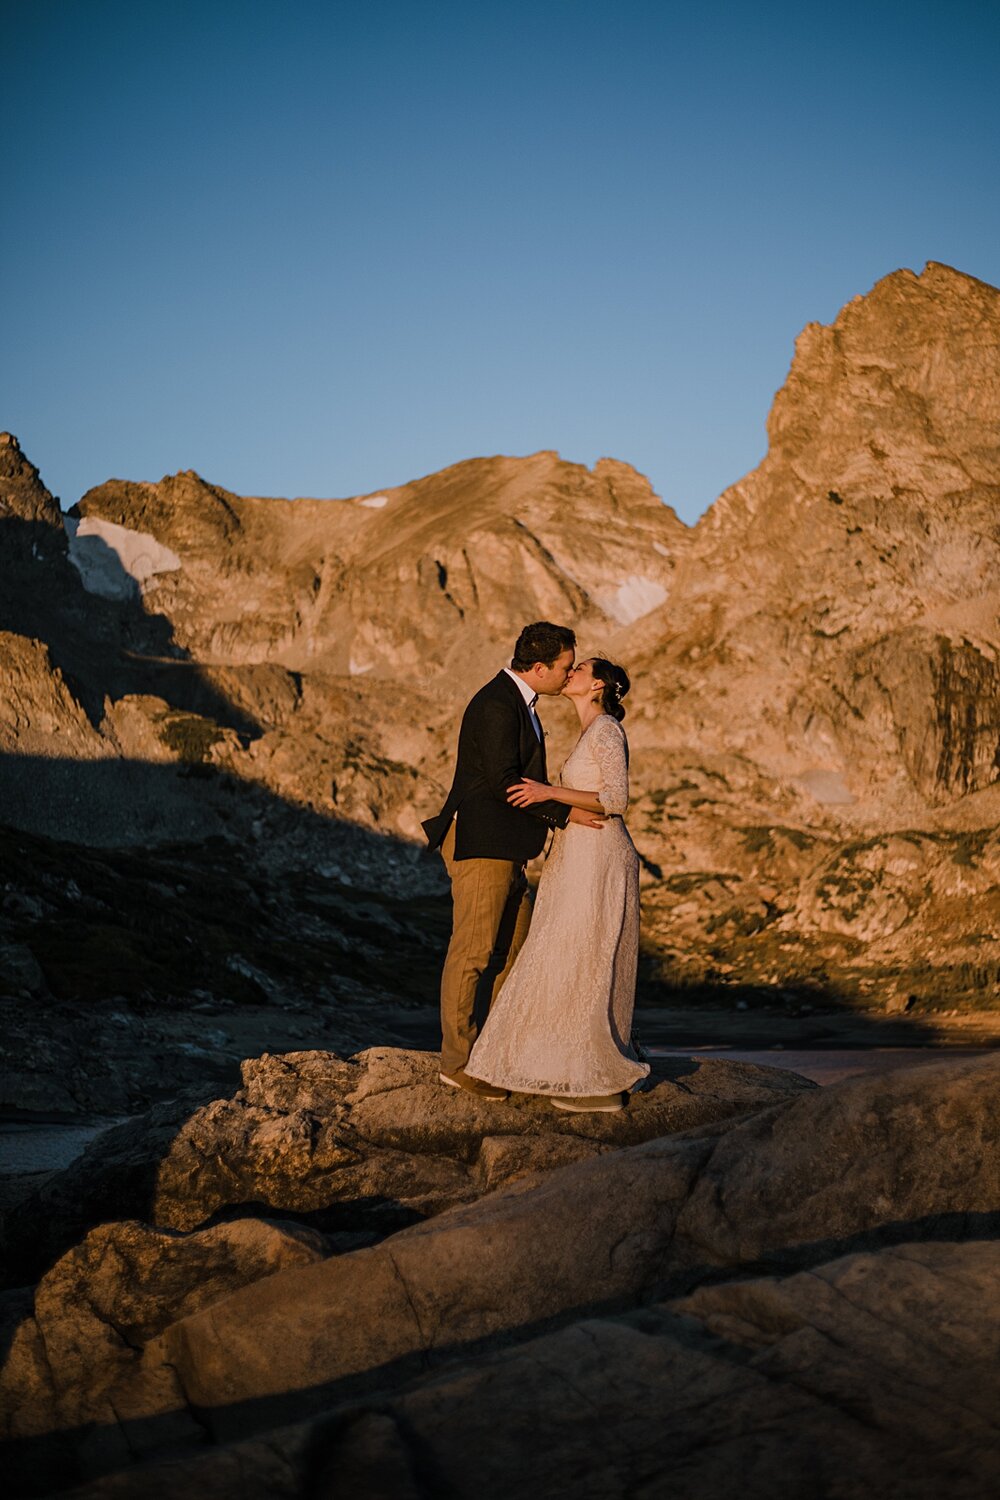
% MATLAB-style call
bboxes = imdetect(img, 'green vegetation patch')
[663,871,732,896]
[950,829,992,867]
[158,712,226,764]
[739,825,814,855]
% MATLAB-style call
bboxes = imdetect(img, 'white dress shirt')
[503,667,543,741]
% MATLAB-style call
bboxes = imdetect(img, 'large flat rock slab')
[151,1055,1000,1442]
[8,1053,998,1496]
[306,1239,1000,1500]
[1,1046,812,1288]
[60,1239,1000,1500]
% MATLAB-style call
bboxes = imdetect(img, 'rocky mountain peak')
[73,469,245,554]
[65,449,687,683]
[766,260,1000,497]
[0,431,65,542]
[622,261,1000,827]
[0,432,62,519]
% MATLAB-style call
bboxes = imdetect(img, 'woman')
[464,657,649,1112]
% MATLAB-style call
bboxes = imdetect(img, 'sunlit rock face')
[0,634,106,757]
[0,1045,811,1289]
[0,1044,813,1492]
[72,451,685,677]
[34,449,683,838]
[9,262,998,832]
[611,264,1000,1010]
[623,262,1000,820]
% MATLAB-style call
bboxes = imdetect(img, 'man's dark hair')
[511,621,576,671]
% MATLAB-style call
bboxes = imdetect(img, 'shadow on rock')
[0,753,451,1121]
[0,512,262,737]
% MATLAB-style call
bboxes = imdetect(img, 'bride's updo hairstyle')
[589,658,630,722]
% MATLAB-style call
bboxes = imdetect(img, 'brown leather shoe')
[550,1092,626,1113]
[439,1069,509,1101]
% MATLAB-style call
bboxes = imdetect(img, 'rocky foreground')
[2,1047,999,1497]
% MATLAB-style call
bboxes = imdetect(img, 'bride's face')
[562,659,603,701]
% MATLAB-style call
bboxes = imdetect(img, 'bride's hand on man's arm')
[507,780,606,827]
[506,778,550,807]
[509,780,602,828]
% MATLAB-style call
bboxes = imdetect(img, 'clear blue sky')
[4,0,998,525]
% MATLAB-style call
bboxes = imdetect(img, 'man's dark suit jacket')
[422,671,571,862]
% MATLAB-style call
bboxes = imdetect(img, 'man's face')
[530,647,576,696]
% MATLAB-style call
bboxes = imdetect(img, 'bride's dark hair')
[589,657,630,722]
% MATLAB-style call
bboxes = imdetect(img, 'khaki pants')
[438,820,532,1076]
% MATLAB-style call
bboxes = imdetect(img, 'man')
[422,621,605,1098]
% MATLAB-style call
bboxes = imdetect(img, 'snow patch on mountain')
[595,575,669,625]
[64,515,182,600]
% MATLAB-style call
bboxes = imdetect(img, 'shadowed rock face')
[0,815,451,1125]
[0,433,65,549]
[294,1241,1000,1500]
[0,1217,327,1452]
[2,1052,997,1498]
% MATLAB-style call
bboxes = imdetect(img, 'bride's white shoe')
[550,1092,626,1113]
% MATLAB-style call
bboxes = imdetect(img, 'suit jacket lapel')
[496,671,547,779]
[524,718,546,781]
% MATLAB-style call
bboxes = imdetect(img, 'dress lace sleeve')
[591,717,629,815]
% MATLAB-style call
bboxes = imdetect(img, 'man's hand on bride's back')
[569,806,605,829]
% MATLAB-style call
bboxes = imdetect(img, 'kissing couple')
[422,620,649,1113]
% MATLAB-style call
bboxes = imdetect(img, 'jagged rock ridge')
[624,261,1000,815]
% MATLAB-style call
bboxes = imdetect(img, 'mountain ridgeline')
[2,260,999,1015]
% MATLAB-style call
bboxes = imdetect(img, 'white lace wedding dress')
[465,714,649,1097]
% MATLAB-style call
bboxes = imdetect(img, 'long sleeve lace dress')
[464,714,649,1097]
